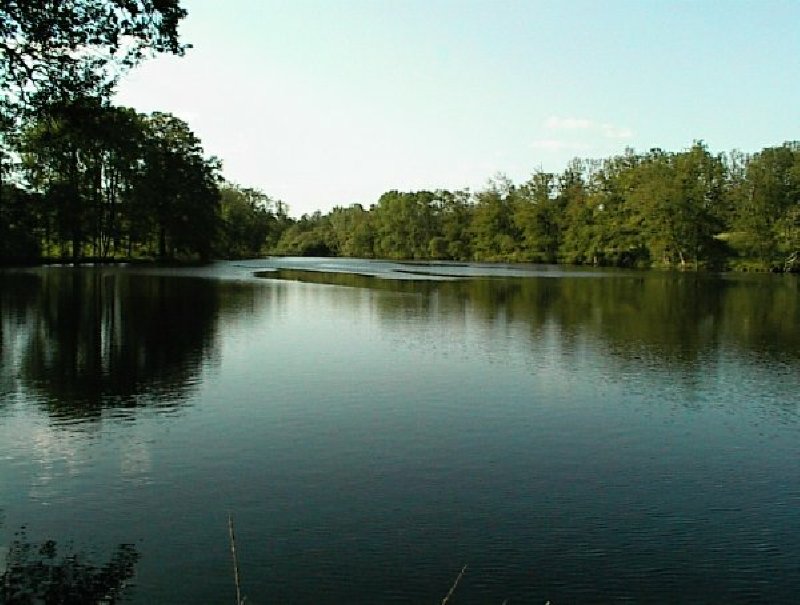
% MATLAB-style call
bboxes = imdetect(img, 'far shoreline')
[3,255,799,274]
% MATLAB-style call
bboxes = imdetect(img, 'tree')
[273,211,335,257]
[0,183,41,261]
[328,204,375,258]
[733,142,800,267]
[434,189,473,260]
[470,175,519,261]
[373,190,437,259]
[1,0,186,110]
[219,184,280,258]
[20,98,145,259]
[513,170,560,262]
[667,142,726,268]
[1,1,188,263]
[558,160,597,264]
[588,150,651,266]
[134,112,221,260]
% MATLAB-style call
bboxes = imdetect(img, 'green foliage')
[559,161,599,264]
[13,103,222,262]
[19,98,145,259]
[372,190,440,259]
[470,175,519,261]
[1,0,187,114]
[327,204,375,257]
[437,189,473,260]
[134,112,221,260]
[0,1,228,264]
[273,211,336,257]
[218,184,288,258]
[730,142,800,268]
[606,143,726,268]
[267,143,799,271]
[513,171,561,262]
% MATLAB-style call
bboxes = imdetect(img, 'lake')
[1,259,799,603]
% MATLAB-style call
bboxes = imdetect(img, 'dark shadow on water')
[1,267,279,425]
[0,269,223,423]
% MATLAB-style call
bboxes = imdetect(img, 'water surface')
[1,260,799,603]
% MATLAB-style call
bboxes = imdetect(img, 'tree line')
[273,142,800,271]
[2,2,798,269]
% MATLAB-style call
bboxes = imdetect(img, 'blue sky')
[115,0,800,216]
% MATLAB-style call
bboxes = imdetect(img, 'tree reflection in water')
[0,268,222,423]
[1,528,139,604]
[266,268,800,365]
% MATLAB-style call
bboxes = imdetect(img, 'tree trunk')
[72,230,81,263]
[159,226,167,259]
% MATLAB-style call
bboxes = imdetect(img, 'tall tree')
[433,189,472,260]
[134,112,220,260]
[470,175,519,261]
[21,98,145,259]
[513,170,560,262]
[733,142,800,267]
[558,159,597,264]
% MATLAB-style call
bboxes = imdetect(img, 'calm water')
[1,259,799,603]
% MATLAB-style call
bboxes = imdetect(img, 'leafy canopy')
[1,0,187,110]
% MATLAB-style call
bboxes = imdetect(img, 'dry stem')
[228,513,243,605]
[441,563,467,605]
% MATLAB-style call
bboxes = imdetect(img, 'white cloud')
[543,116,634,141]
[544,116,593,130]
[601,123,633,139]
[531,139,592,151]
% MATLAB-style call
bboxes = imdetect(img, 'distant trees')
[218,183,290,259]
[1,5,797,269]
[512,171,561,262]
[435,189,472,260]
[729,142,800,267]
[470,175,517,261]
[372,190,439,259]
[590,143,727,269]
[270,141,800,271]
[328,203,375,257]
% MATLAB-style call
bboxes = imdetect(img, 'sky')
[115,0,800,217]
